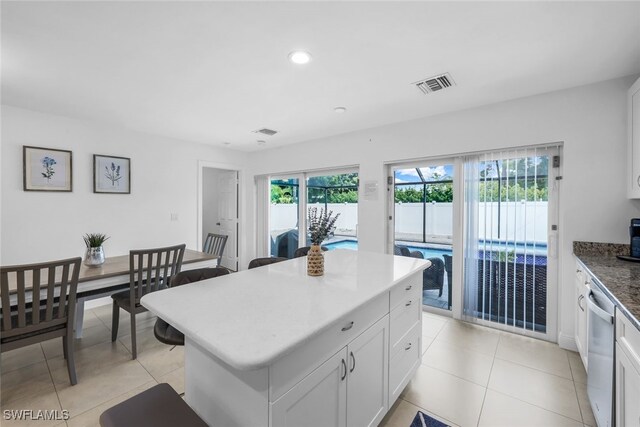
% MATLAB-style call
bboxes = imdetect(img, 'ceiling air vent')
[413,73,455,95]
[253,128,278,136]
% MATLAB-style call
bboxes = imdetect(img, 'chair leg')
[130,312,137,359]
[62,336,68,360]
[439,287,443,297]
[111,301,120,342]
[65,335,77,385]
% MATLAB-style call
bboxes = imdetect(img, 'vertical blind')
[463,147,554,333]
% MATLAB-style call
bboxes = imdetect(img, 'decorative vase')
[84,246,105,267]
[307,244,324,276]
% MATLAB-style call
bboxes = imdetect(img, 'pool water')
[324,239,548,265]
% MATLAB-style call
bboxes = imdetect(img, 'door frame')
[197,160,244,270]
[386,158,462,319]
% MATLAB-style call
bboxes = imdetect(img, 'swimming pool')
[324,239,548,265]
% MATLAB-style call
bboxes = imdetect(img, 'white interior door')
[216,170,238,271]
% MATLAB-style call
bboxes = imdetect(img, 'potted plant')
[83,233,109,267]
[307,207,340,276]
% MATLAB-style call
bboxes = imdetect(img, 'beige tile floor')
[1,308,596,427]
[380,312,596,427]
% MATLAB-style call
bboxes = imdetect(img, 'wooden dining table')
[73,249,219,336]
[3,249,220,337]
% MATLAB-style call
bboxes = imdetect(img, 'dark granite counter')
[574,241,640,330]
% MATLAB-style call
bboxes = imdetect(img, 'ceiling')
[2,1,640,151]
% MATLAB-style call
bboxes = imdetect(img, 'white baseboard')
[558,332,578,351]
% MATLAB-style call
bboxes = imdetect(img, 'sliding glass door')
[392,162,458,313]
[270,176,302,258]
[269,170,359,258]
[463,147,558,338]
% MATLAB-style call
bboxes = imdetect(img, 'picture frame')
[23,146,73,192]
[93,154,131,194]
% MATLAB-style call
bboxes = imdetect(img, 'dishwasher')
[587,283,615,427]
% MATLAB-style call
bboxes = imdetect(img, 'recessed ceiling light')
[222,142,231,146]
[257,140,266,146]
[334,107,347,113]
[288,50,312,65]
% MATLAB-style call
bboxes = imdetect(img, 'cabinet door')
[628,77,640,198]
[615,343,640,427]
[271,348,347,427]
[346,315,389,427]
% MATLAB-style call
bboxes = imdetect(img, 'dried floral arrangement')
[308,207,340,245]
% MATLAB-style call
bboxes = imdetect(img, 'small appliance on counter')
[616,218,640,262]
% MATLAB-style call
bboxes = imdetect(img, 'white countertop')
[141,249,430,370]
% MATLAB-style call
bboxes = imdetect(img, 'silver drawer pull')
[341,321,354,332]
[405,285,412,291]
[405,300,412,307]
[405,343,412,351]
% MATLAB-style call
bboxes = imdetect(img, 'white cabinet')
[271,315,389,427]
[627,76,640,198]
[615,309,640,427]
[615,343,640,427]
[575,262,589,367]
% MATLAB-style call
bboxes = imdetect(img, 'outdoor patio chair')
[1,257,82,385]
[423,257,446,297]
[154,267,230,347]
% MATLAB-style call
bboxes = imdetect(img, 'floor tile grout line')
[42,347,66,416]
[492,355,576,381]
[476,334,500,427]
[487,388,586,425]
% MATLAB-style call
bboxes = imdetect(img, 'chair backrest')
[129,244,186,305]
[1,257,81,340]
[202,233,228,263]
[293,246,329,258]
[170,267,230,287]
[423,257,446,287]
[248,257,288,269]
[394,245,411,257]
[442,254,453,284]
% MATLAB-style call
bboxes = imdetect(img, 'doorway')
[201,166,240,271]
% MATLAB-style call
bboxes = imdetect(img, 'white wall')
[202,167,221,243]
[245,75,640,347]
[1,105,248,265]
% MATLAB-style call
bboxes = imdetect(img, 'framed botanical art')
[93,154,131,194]
[23,146,73,192]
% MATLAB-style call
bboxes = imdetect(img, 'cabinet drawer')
[390,274,421,310]
[270,292,389,402]
[390,296,421,354]
[616,308,640,373]
[389,322,421,404]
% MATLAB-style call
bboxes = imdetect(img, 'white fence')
[270,201,548,242]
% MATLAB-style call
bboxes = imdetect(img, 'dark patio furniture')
[293,246,329,258]
[443,254,453,309]
[272,229,299,259]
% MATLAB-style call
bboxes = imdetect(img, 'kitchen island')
[142,249,430,427]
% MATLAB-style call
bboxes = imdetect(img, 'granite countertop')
[141,249,430,370]
[574,241,640,330]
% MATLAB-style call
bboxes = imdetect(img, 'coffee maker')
[630,219,640,258]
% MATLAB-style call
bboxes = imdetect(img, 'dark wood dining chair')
[1,257,82,385]
[154,267,230,347]
[247,257,288,269]
[202,233,228,267]
[111,244,185,359]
